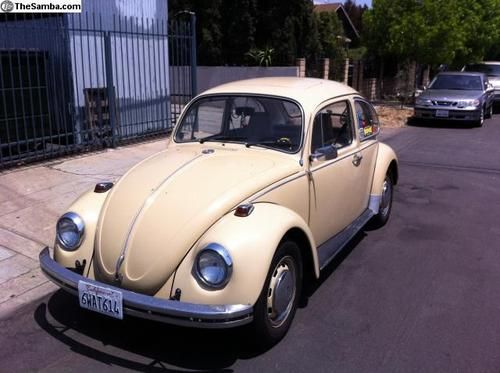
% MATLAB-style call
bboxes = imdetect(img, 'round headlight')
[194,243,232,289]
[56,212,85,251]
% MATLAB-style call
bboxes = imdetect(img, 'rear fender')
[369,142,398,213]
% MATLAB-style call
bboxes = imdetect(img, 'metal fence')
[0,12,196,168]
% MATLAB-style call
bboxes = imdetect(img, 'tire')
[369,174,394,228]
[252,240,302,346]
[485,104,493,119]
[475,107,485,127]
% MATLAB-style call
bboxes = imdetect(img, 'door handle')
[352,153,363,167]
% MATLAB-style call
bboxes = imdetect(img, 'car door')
[308,99,366,246]
[353,99,380,204]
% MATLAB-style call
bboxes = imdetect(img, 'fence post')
[190,13,197,97]
[296,58,306,77]
[104,32,117,147]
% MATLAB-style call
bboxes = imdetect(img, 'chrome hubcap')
[380,179,392,217]
[267,256,296,328]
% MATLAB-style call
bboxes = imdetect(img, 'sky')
[314,0,372,7]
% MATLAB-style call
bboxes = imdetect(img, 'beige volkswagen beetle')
[40,77,398,345]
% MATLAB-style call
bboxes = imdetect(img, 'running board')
[318,209,374,271]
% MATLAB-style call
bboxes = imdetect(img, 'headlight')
[56,212,85,251]
[194,243,232,289]
[415,97,432,106]
[457,99,480,108]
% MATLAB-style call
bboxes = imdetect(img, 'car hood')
[488,77,500,89]
[420,89,483,101]
[94,145,300,294]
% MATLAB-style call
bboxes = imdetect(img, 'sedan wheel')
[476,107,485,127]
[253,241,302,346]
[485,104,493,119]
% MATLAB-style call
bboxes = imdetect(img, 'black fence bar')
[0,11,195,169]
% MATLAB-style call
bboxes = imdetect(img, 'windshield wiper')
[199,135,244,144]
[245,139,295,149]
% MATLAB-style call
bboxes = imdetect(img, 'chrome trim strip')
[249,171,307,202]
[40,248,253,329]
[114,154,205,280]
[310,141,378,174]
[317,209,374,270]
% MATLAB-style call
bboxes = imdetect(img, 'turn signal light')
[94,182,114,193]
[234,203,254,217]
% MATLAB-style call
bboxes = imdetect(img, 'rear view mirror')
[310,145,338,162]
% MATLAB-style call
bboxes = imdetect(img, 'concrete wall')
[196,66,299,94]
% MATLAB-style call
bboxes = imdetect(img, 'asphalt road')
[2,116,500,372]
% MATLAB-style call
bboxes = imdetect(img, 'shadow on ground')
[33,232,368,371]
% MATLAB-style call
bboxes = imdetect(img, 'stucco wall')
[197,66,299,94]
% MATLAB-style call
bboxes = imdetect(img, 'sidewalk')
[0,138,167,319]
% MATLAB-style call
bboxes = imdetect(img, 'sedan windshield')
[429,75,482,90]
[174,95,303,153]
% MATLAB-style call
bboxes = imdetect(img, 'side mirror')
[487,84,495,92]
[309,145,338,162]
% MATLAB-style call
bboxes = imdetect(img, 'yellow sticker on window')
[363,126,373,136]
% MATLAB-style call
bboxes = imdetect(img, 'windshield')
[464,63,500,76]
[174,95,303,153]
[429,74,482,90]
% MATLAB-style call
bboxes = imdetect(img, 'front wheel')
[475,107,485,127]
[369,174,394,228]
[485,104,493,119]
[252,240,302,346]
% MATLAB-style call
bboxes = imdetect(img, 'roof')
[200,77,359,112]
[313,3,360,40]
[313,3,342,12]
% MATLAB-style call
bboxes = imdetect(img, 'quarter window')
[355,101,380,141]
[311,100,353,153]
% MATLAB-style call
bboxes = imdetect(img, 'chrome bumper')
[39,247,253,328]
[414,107,481,121]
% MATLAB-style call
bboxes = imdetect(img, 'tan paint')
[51,78,398,307]
[54,189,109,278]
[171,203,317,305]
[370,142,399,196]
[94,144,301,294]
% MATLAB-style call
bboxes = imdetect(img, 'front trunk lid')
[94,146,299,294]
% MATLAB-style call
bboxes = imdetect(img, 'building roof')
[314,2,360,41]
[313,3,343,13]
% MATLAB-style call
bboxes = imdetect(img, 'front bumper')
[39,247,253,328]
[414,107,481,121]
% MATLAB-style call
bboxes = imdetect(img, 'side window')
[355,100,380,141]
[311,100,353,153]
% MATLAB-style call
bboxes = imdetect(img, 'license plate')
[78,280,123,320]
[435,110,449,118]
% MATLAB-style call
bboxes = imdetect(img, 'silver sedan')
[414,72,494,127]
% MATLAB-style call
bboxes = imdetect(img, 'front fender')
[53,188,110,276]
[171,203,318,306]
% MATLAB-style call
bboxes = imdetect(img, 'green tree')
[315,11,347,80]
[364,0,500,68]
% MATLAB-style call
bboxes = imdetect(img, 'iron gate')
[0,12,196,168]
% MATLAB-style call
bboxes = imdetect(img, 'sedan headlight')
[56,212,85,251]
[457,99,480,108]
[194,243,232,289]
[415,97,432,106]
